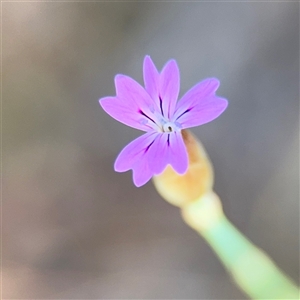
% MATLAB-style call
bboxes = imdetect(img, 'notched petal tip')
[204,77,220,93]
[143,55,159,79]
[132,163,153,187]
[133,175,146,187]
[162,58,178,69]
[207,77,220,84]
[212,97,229,117]
[218,97,229,111]
[98,96,115,110]
[175,163,188,175]
[143,55,159,72]
[171,157,188,175]
[114,74,127,85]
[143,55,152,63]
[114,158,128,173]
[160,59,180,80]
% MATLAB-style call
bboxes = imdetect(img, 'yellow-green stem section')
[182,194,299,300]
[153,131,299,299]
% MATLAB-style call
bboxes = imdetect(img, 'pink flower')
[99,56,228,187]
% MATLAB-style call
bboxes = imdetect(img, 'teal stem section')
[201,215,299,300]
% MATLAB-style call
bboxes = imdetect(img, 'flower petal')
[143,55,160,108]
[132,160,153,187]
[115,131,161,187]
[147,132,188,175]
[99,97,149,131]
[113,131,188,186]
[146,133,169,175]
[115,74,158,119]
[99,73,164,131]
[114,131,159,172]
[173,78,228,128]
[177,97,228,129]
[168,131,188,174]
[159,59,180,118]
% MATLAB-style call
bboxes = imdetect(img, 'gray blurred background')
[3,1,299,299]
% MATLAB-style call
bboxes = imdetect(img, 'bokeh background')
[3,1,299,299]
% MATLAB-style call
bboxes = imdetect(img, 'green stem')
[181,193,299,299]
[201,215,299,299]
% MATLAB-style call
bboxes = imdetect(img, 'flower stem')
[153,130,299,299]
[181,192,299,299]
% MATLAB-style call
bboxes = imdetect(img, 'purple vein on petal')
[173,78,228,129]
[114,74,159,122]
[114,131,159,173]
[99,97,149,131]
[147,133,169,175]
[168,132,188,174]
[159,95,164,116]
[175,108,192,121]
[138,110,156,125]
[99,57,229,187]
[159,59,180,118]
[173,78,220,120]
[177,97,228,129]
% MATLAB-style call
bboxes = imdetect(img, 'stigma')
[162,122,177,133]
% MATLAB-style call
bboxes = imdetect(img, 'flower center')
[138,110,182,133]
[162,122,177,133]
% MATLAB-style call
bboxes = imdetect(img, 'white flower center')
[162,122,176,133]
[138,110,182,133]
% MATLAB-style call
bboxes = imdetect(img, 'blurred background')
[3,1,299,299]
